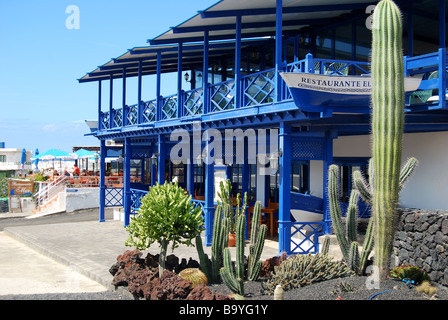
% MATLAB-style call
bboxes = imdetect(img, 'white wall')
[64,188,99,212]
[332,132,448,210]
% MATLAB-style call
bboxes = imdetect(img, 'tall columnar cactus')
[371,0,406,280]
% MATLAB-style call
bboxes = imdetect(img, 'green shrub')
[125,182,203,276]
[0,178,9,198]
[389,265,430,284]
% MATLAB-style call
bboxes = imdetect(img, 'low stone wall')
[393,208,448,286]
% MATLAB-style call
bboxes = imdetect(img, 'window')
[269,160,310,203]
[194,164,205,196]
[333,158,369,203]
[291,160,310,194]
[0,155,5,162]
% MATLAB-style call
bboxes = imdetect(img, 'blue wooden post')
[151,156,157,186]
[137,61,143,124]
[123,137,131,227]
[440,0,446,49]
[278,122,291,254]
[109,74,113,129]
[242,139,249,239]
[235,15,242,108]
[122,68,127,126]
[204,130,215,246]
[156,52,162,121]
[187,134,194,196]
[275,0,283,102]
[322,136,334,234]
[203,31,210,114]
[99,139,106,222]
[177,43,183,118]
[98,80,102,131]
[158,134,166,185]
[438,48,447,109]
[304,53,314,73]
[407,6,413,57]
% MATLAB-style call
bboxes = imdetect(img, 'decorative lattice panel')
[292,139,324,160]
[105,188,123,207]
[142,100,156,123]
[126,104,138,126]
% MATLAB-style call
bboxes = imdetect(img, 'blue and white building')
[79,0,448,255]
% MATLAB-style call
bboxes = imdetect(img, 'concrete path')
[0,231,107,295]
[1,218,280,297]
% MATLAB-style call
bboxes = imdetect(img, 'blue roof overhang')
[78,38,273,83]
[149,0,378,45]
[79,0,379,83]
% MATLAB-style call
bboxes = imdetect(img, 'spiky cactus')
[195,205,229,283]
[247,201,266,281]
[328,164,373,275]
[371,0,412,280]
[220,213,246,295]
[220,200,266,295]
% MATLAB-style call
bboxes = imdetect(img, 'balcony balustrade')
[98,50,448,131]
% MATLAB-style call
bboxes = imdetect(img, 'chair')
[410,71,439,104]
[248,201,279,237]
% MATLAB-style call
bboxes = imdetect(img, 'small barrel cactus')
[178,268,208,288]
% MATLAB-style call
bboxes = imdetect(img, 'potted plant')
[217,180,247,247]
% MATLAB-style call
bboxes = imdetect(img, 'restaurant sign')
[8,180,34,196]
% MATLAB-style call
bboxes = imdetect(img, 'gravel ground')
[209,276,448,300]
[2,276,447,301]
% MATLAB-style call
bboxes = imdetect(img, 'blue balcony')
[96,49,448,134]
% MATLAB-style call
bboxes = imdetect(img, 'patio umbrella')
[72,149,97,172]
[21,148,26,167]
[21,148,26,176]
[31,148,76,173]
[33,148,39,171]
[73,148,96,159]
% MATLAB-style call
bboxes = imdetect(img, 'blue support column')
[122,68,127,126]
[274,0,283,102]
[440,0,446,49]
[278,122,291,254]
[438,47,447,109]
[99,140,106,222]
[109,74,113,129]
[156,52,162,121]
[322,135,334,234]
[177,43,183,118]
[137,61,143,124]
[407,5,413,57]
[123,137,131,227]
[203,31,210,114]
[158,134,166,185]
[98,80,102,131]
[187,134,194,196]
[204,130,215,246]
[235,15,242,108]
[242,140,249,239]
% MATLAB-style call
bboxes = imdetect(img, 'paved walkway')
[3,218,280,297]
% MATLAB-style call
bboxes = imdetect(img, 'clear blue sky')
[0,0,212,154]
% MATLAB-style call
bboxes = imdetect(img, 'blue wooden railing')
[98,50,448,131]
